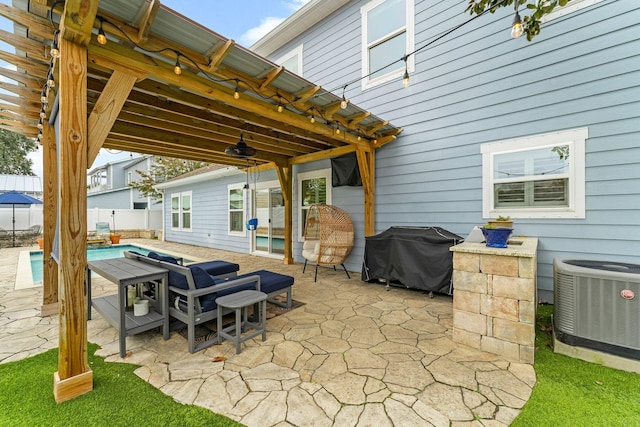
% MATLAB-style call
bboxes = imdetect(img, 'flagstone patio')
[0,239,536,426]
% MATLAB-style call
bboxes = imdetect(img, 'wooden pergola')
[1,0,401,402]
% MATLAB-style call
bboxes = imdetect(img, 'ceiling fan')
[225,133,257,158]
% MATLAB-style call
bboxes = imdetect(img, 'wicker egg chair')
[302,204,354,282]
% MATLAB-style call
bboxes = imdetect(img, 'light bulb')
[37,121,43,130]
[40,94,47,103]
[47,75,55,88]
[357,135,361,141]
[97,29,107,45]
[40,110,46,119]
[403,69,410,88]
[511,12,523,39]
[340,98,348,109]
[50,45,60,59]
[277,104,283,113]
[310,115,315,124]
[174,58,182,75]
[233,90,240,100]
[335,127,340,135]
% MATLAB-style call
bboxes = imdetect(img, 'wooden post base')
[41,302,59,317]
[53,370,93,403]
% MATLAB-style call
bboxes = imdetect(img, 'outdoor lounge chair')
[302,204,354,282]
[87,222,111,245]
[125,251,295,353]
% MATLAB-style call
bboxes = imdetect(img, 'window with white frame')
[297,169,332,240]
[171,191,192,231]
[228,184,246,236]
[361,0,414,90]
[481,128,587,219]
[542,0,604,22]
[275,44,303,77]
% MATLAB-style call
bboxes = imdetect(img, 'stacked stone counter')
[450,237,538,364]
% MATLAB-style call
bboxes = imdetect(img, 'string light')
[310,114,315,124]
[46,72,55,88]
[50,30,60,58]
[340,85,348,109]
[401,55,410,88]
[174,54,182,75]
[277,104,283,113]
[511,4,523,39]
[37,120,43,130]
[233,80,240,99]
[97,17,107,45]
[40,109,46,119]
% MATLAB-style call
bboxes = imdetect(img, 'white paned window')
[361,0,414,90]
[228,184,246,236]
[170,191,192,231]
[297,169,332,241]
[275,44,303,77]
[481,128,587,219]
[542,0,604,22]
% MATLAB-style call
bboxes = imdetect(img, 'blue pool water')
[29,244,189,284]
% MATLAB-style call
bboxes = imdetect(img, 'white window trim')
[275,44,303,77]
[228,183,246,237]
[297,168,332,241]
[170,191,192,231]
[542,0,604,22]
[361,0,415,91]
[481,128,587,219]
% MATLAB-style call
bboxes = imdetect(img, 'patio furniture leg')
[341,264,351,279]
[261,298,267,341]
[314,264,318,282]
[235,306,241,354]
[303,259,308,273]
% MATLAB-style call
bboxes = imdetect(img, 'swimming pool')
[29,244,191,284]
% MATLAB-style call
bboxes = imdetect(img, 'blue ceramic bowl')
[480,227,513,248]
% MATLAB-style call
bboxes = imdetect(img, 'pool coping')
[15,242,206,290]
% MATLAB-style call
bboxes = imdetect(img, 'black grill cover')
[361,227,463,295]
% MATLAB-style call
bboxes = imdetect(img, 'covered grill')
[361,227,463,295]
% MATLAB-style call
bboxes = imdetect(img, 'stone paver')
[0,239,536,426]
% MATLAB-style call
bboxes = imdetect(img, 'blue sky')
[0,0,310,179]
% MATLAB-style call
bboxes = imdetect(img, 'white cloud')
[285,0,310,12]
[240,16,285,46]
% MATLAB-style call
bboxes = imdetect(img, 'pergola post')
[276,165,293,264]
[41,121,58,317]
[53,0,98,403]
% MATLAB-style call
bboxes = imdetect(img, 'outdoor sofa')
[124,251,294,353]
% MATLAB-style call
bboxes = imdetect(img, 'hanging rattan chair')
[302,204,354,282]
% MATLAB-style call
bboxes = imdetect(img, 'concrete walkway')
[0,239,535,426]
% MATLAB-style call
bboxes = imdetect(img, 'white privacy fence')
[0,206,162,232]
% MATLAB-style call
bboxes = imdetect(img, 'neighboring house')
[0,174,42,199]
[161,0,640,303]
[87,155,160,210]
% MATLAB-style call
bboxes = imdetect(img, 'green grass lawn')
[512,304,640,427]
[0,343,241,427]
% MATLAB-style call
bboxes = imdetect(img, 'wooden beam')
[88,40,368,147]
[0,102,40,120]
[135,0,160,44]
[0,29,48,62]
[355,147,376,237]
[0,67,44,90]
[259,66,283,91]
[0,3,53,40]
[53,36,93,404]
[0,50,49,76]
[0,125,38,137]
[87,70,138,165]
[347,111,371,127]
[275,165,293,264]
[363,120,388,136]
[374,134,397,147]
[208,39,235,73]
[41,122,59,317]
[59,0,99,46]
[0,81,41,103]
[0,92,40,108]
[289,144,357,165]
[293,85,321,106]
[323,102,343,119]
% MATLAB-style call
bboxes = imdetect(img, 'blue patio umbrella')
[0,190,43,247]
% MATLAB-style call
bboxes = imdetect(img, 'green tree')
[466,0,574,41]
[129,157,209,204]
[0,129,37,175]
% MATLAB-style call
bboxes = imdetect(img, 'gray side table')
[216,290,267,354]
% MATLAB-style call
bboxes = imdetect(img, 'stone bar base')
[450,237,538,364]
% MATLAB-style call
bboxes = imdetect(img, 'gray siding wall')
[163,171,252,252]
[269,0,640,302]
[87,188,132,209]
